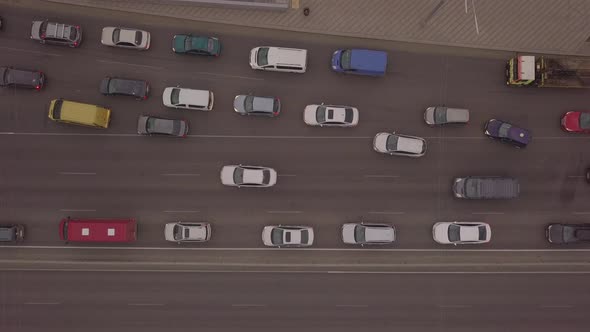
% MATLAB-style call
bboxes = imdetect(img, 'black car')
[0,224,25,243]
[100,77,149,100]
[484,119,531,148]
[547,224,590,244]
[0,67,45,90]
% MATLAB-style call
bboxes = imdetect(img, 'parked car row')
[3,219,589,246]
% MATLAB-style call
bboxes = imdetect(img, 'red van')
[59,217,137,243]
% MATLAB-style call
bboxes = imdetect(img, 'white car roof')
[242,168,264,184]
[364,226,395,242]
[267,47,307,66]
[396,136,425,154]
[284,229,302,244]
[460,226,480,242]
[119,28,137,44]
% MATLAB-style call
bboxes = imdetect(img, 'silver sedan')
[262,225,314,247]
[220,165,277,188]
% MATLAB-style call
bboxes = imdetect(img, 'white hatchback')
[164,222,211,243]
[303,104,359,127]
[373,132,426,157]
[220,165,277,188]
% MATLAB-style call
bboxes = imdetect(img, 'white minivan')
[249,46,308,73]
[162,87,214,111]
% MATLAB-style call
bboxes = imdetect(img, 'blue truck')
[331,49,388,76]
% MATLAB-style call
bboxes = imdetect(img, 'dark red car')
[561,111,590,133]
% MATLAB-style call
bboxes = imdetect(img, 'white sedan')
[373,132,426,157]
[164,222,211,243]
[303,104,359,127]
[432,222,491,245]
[101,26,150,50]
[262,225,314,247]
[220,165,277,187]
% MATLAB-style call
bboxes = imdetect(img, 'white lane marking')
[231,304,266,307]
[6,246,590,252]
[163,210,200,213]
[278,174,296,177]
[161,173,200,177]
[567,175,585,178]
[438,304,472,308]
[7,268,590,274]
[368,211,405,215]
[97,59,163,70]
[335,304,368,308]
[364,175,400,178]
[58,172,96,175]
[24,302,60,305]
[194,71,264,81]
[59,209,96,212]
[540,305,573,309]
[471,212,505,215]
[128,303,165,306]
[572,212,590,215]
[0,46,61,57]
[267,210,303,214]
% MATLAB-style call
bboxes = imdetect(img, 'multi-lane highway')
[1,1,590,330]
[1,4,589,250]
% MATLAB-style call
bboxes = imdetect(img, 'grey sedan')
[341,222,395,245]
[233,95,280,117]
[137,115,189,137]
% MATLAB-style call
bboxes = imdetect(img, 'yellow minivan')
[48,99,111,129]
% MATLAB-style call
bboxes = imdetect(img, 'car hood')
[137,116,149,134]
[562,112,581,132]
[101,27,116,45]
[433,223,451,244]
[424,107,436,124]
[172,34,186,52]
[164,223,176,241]
[341,223,357,244]
[303,105,319,125]
[373,133,389,152]
[233,95,247,113]
[220,166,237,185]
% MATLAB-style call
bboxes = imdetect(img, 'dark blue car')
[484,119,531,148]
[331,49,387,76]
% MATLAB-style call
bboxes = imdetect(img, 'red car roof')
[60,218,136,243]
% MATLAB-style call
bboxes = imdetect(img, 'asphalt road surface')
[1,270,589,332]
[1,3,590,253]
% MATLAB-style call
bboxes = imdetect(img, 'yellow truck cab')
[48,99,111,128]
[506,55,590,88]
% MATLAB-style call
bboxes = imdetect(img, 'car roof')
[181,224,207,240]
[119,28,137,43]
[242,168,264,184]
[178,88,209,104]
[459,225,480,241]
[252,96,275,112]
[396,135,425,153]
[267,47,307,65]
[7,68,40,84]
[487,119,531,144]
[445,108,470,122]
[0,227,15,241]
[364,225,394,242]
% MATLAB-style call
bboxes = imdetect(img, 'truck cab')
[506,55,536,86]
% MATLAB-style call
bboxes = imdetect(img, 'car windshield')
[113,28,121,43]
[262,170,270,184]
[135,31,143,45]
[354,225,366,243]
[580,113,590,129]
[340,50,352,70]
[478,225,487,241]
[448,224,461,242]
[271,228,283,245]
[316,106,327,123]
[207,39,215,51]
[386,135,399,152]
[344,108,354,123]
[498,123,512,138]
[257,47,269,66]
[434,108,447,123]
[233,167,244,185]
[173,225,183,240]
[300,230,309,244]
[244,96,254,112]
[170,88,181,105]
[146,117,157,132]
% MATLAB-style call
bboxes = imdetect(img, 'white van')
[249,46,308,73]
[162,87,214,111]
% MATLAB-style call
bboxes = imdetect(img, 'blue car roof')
[349,49,387,71]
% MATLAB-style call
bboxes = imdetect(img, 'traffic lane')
[3,271,590,332]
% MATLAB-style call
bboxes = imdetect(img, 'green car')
[172,34,221,56]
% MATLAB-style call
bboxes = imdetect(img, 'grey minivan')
[453,176,519,199]
[233,95,280,117]
[424,106,469,126]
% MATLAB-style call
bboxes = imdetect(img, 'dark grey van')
[453,176,519,199]
[0,224,25,243]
